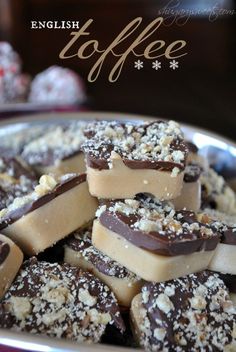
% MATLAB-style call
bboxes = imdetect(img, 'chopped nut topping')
[0,258,124,343]
[97,195,217,246]
[83,120,188,170]
[0,173,79,221]
[22,122,86,166]
[78,288,97,307]
[9,297,32,321]
[156,293,174,314]
[140,271,236,351]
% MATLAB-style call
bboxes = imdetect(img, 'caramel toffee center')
[97,196,219,256]
[66,228,139,280]
[82,120,188,171]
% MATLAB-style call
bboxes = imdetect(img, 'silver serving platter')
[0,111,236,352]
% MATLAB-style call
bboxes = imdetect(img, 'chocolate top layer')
[22,122,86,166]
[66,228,140,281]
[184,163,202,183]
[210,221,236,245]
[0,240,10,265]
[0,156,37,211]
[97,196,219,256]
[83,120,188,172]
[220,273,236,294]
[0,257,124,342]
[186,141,199,154]
[0,174,86,230]
[139,271,236,351]
[199,212,236,246]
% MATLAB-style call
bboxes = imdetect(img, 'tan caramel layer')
[172,180,201,212]
[0,234,23,299]
[2,182,98,255]
[130,293,143,346]
[34,153,86,177]
[64,246,143,307]
[92,220,215,282]
[87,155,184,200]
[208,243,236,275]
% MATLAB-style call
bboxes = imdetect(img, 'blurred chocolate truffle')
[0,42,30,103]
[29,66,85,105]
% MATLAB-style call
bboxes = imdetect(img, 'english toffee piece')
[0,173,98,255]
[64,227,143,307]
[131,271,236,351]
[92,195,219,281]
[22,122,87,176]
[82,120,188,199]
[0,234,23,299]
[0,258,124,342]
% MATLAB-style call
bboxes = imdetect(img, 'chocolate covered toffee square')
[64,227,143,307]
[0,173,97,255]
[0,234,23,299]
[131,271,236,351]
[0,258,124,342]
[22,121,87,176]
[92,195,219,282]
[82,120,188,199]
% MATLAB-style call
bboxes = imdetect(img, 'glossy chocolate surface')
[0,240,10,265]
[98,197,219,256]
[139,271,236,351]
[83,121,188,171]
[0,257,125,340]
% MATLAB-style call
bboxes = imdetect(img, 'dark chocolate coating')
[220,273,236,293]
[184,163,202,183]
[0,240,10,265]
[0,174,86,230]
[99,205,219,256]
[221,228,236,245]
[140,271,235,351]
[186,141,199,154]
[0,257,125,340]
[83,121,188,171]
[211,222,236,245]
